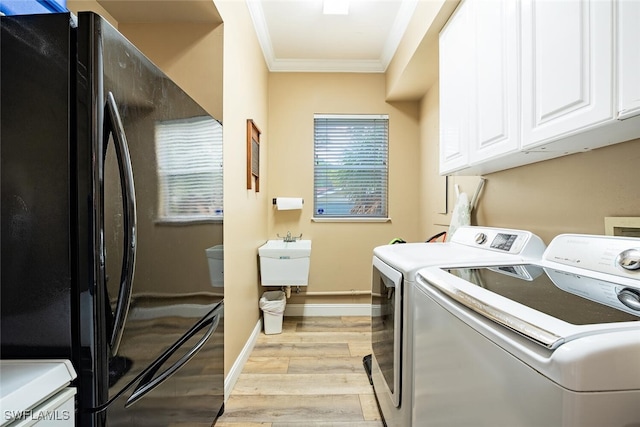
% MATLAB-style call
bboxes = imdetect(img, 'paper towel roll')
[275,197,303,210]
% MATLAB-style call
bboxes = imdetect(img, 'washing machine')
[369,226,546,426]
[413,233,640,426]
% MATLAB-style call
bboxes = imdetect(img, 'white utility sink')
[258,240,311,286]
[258,239,311,259]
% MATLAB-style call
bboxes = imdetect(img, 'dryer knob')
[475,233,487,245]
[617,288,640,311]
[616,248,640,271]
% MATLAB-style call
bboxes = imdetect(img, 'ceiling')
[95,0,420,74]
[246,0,419,73]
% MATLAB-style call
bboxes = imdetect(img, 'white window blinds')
[314,114,389,218]
[155,116,223,222]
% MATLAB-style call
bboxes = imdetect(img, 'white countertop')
[0,360,76,426]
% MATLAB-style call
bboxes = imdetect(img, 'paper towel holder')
[273,198,304,205]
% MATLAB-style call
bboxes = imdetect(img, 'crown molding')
[246,0,417,73]
[269,58,386,73]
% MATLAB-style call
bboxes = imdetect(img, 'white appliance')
[0,360,77,426]
[370,226,546,426]
[413,233,640,426]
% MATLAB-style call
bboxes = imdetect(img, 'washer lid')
[421,265,640,350]
[0,359,76,425]
[447,265,640,325]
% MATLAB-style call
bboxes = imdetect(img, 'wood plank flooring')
[215,316,383,427]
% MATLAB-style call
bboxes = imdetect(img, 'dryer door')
[371,256,402,407]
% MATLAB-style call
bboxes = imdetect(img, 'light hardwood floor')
[215,316,384,427]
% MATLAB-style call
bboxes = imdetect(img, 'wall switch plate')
[604,217,640,237]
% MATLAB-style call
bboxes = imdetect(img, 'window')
[314,114,389,219]
[155,116,223,222]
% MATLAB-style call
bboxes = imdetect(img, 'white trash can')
[259,291,286,334]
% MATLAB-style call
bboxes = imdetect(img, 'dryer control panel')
[452,226,546,259]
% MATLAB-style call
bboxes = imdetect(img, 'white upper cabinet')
[470,0,520,163]
[520,0,614,149]
[618,0,640,120]
[439,0,473,174]
[519,0,640,155]
[439,0,519,175]
[439,0,640,176]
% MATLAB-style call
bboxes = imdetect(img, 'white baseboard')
[224,318,262,402]
[283,303,371,317]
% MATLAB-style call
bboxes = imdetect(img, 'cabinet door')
[618,0,640,120]
[470,0,520,163]
[521,0,613,149]
[439,0,473,174]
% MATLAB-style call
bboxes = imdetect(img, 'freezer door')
[106,303,224,425]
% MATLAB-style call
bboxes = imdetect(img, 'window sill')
[311,217,391,223]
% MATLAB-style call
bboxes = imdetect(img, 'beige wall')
[419,85,482,240]
[215,0,270,376]
[385,0,459,100]
[419,85,445,239]
[473,137,640,244]
[267,73,421,304]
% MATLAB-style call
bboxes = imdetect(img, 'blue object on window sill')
[1,0,67,16]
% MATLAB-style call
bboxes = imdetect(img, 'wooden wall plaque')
[247,119,261,192]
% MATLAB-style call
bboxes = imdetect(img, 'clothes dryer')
[370,226,546,426]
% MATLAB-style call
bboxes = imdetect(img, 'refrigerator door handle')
[104,91,138,356]
[124,303,223,407]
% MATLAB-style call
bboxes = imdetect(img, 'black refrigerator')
[1,12,224,426]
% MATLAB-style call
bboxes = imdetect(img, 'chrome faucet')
[278,231,302,242]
